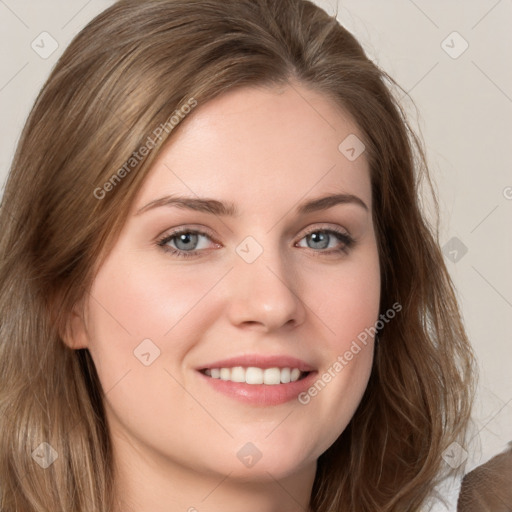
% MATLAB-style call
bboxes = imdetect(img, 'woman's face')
[69,83,380,486]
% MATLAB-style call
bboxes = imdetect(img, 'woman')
[0,0,476,510]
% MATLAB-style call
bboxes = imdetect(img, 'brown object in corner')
[457,443,512,512]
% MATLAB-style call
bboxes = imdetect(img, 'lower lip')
[197,370,318,406]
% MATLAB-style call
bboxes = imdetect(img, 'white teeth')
[280,367,291,383]
[290,368,301,382]
[263,367,281,385]
[246,367,263,384]
[230,366,245,383]
[203,366,306,385]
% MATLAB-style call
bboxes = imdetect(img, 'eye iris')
[308,232,329,250]
[175,232,198,250]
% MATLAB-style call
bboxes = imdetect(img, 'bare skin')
[65,82,381,512]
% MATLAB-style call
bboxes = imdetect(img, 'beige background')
[1,0,511,509]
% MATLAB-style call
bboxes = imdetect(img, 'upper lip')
[197,354,316,372]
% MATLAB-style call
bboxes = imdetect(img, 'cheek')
[92,260,206,335]
[83,249,220,387]
[305,242,381,349]
[295,243,380,443]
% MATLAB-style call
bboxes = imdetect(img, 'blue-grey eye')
[306,231,331,250]
[173,232,199,251]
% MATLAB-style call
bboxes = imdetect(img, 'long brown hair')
[0,0,476,510]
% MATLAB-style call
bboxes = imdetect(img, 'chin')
[218,436,319,481]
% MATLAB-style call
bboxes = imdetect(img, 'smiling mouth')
[199,366,311,385]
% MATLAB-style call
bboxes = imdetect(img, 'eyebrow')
[135,192,369,217]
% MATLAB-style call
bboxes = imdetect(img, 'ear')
[60,301,90,350]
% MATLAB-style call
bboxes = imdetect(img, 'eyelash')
[156,225,355,259]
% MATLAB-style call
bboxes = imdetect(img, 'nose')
[225,240,307,332]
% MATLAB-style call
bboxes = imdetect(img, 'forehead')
[133,84,371,214]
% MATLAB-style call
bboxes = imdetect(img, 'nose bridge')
[226,233,305,330]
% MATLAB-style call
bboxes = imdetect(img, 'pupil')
[310,232,328,249]
[177,232,197,250]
